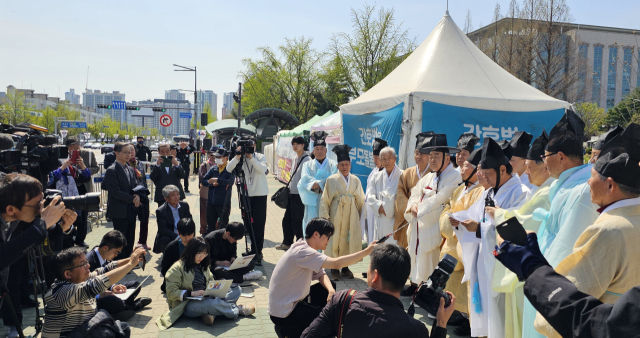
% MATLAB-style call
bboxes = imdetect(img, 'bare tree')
[491,3,502,61]
[497,0,521,73]
[518,0,543,85]
[463,10,473,34]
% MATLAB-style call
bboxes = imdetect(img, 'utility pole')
[235,82,242,133]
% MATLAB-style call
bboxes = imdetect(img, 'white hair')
[379,147,396,159]
[162,185,179,198]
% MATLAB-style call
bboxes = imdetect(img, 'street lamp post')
[173,64,197,142]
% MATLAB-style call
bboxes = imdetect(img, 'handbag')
[271,154,308,209]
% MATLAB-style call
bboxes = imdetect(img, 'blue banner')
[343,103,404,192]
[422,100,564,148]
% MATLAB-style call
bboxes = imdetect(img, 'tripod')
[226,155,259,262]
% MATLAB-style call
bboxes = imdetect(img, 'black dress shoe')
[131,297,152,311]
[75,242,89,248]
[185,190,190,193]
[400,284,418,297]
[453,320,471,336]
[447,310,466,326]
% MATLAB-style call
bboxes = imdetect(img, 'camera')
[228,136,255,157]
[414,254,458,316]
[44,189,102,212]
[0,149,21,172]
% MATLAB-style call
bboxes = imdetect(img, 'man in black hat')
[533,123,640,338]
[457,137,530,338]
[394,132,434,251]
[361,138,388,245]
[367,145,403,246]
[508,131,534,190]
[455,133,480,173]
[589,125,623,164]
[320,144,365,280]
[404,134,462,293]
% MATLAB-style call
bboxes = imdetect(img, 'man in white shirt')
[360,138,387,244]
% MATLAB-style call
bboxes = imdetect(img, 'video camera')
[228,135,255,158]
[414,254,458,316]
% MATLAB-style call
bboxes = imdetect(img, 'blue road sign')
[103,125,109,128]
[112,101,126,110]
[60,121,87,129]
[179,112,192,118]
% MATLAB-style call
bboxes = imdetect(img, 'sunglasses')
[540,152,558,159]
[66,260,89,271]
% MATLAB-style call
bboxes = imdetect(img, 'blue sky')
[1,0,638,119]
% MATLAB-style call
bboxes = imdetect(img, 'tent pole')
[400,93,414,169]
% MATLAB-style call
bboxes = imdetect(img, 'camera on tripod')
[414,254,458,316]
[229,136,255,158]
[44,189,102,212]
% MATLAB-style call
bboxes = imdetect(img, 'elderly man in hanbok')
[360,138,387,244]
[533,123,640,337]
[404,134,462,294]
[520,109,599,338]
[394,132,434,254]
[454,133,480,174]
[298,131,337,233]
[439,146,483,335]
[367,146,403,246]
[482,130,554,338]
[588,125,623,164]
[456,138,530,338]
[320,144,365,281]
[508,131,535,191]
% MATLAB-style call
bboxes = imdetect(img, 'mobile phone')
[496,217,528,246]
[70,150,80,164]
[160,156,172,168]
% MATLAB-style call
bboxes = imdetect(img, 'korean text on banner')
[343,103,404,192]
[422,100,564,147]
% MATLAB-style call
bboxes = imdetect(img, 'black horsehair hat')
[546,108,586,157]
[457,133,480,153]
[498,140,514,160]
[527,129,549,161]
[480,137,510,170]
[372,138,388,156]
[593,125,624,151]
[310,131,328,147]
[332,144,352,163]
[594,123,640,190]
[420,134,460,154]
[415,131,435,152]
[509,131,533,158]
[467,147,483,167]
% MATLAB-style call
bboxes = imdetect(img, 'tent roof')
[245,108,300,128]
[340,13,569,114]
[279,111,334,137]
[312,111,341,129]
[204,119,256,135]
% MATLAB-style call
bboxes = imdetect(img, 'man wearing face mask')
[226,136,269,265]
[135,136,152,162]
[202,148,234,234]
[198,147,217,234]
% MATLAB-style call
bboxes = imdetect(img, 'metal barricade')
[88,163,106,230]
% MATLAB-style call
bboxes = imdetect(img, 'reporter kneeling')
[301,244,455,338]
[157,236,255,329]
[42,246,146,338]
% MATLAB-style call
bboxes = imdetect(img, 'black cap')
[594,123,640,189]
[546,108,585,157]
[332,144,352,163]
[214,148,225,156]
[310,131,328,147]
[527,129,549,161]
[415,131,435,152]
[467,147,483,167]
[421,134,460,154]
[372,138,388,156]
[509,131,533,158]
[480,138,510,170]
[593,125,623,150]
[456,133,480,153]
[498,140,514,160]
[209,146,218,153]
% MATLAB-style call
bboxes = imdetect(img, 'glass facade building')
[606,47,617,109]
[592,46,603,104]
[577,45,588,101]
[622,48,632,99]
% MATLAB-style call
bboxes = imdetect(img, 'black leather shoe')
[447,311,466,326]
[400,284,418,297]
[453,320,471,336]
[132,297,152,311]
[76,242,89,248]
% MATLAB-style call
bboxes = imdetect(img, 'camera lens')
[61,193,101,212]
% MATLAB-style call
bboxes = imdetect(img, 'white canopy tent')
[339,12,570,168]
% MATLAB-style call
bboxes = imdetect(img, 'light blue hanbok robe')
[298,158,337,232]
[522,164,599,338]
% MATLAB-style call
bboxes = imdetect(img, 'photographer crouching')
[0,174,77,338]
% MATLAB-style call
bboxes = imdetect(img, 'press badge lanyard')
[246,161,253,185]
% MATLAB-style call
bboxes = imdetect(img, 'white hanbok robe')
[367,165,403,245]
[360,167,380,243]
[297,158,337,232]
[456,174,530,338]
[405,163,462,284]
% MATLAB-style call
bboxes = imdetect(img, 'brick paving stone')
[1,173,463,338]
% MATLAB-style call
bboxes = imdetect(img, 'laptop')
[114,276,151,302]
[223,254,255,271]
[186,279,233,300]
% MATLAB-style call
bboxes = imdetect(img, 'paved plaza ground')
[3,171,463,338]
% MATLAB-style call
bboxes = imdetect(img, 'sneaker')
[237,304,255,316]
[6,326,19,338]
[341,267,354,279]
[275,243,290,251]
[243,270,263,281]
[400,284,418,297]
[201,314,214,325]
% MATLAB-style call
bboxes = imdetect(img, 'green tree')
[607,87,640,126]
[203,102,216,127]
[313,56,353,115]
[328,4,416,97]
[574,102,606,137]
[1,90,35,125]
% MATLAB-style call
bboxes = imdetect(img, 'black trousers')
[212,261,255,284]
[206,204,231,234]
[74,210,88,245]
[96,281,141,316]
[1,255,29,327]
[112,217,136,260]
[181,162,190,191]
[243,195,267,256]
[270,281,336,338]
[281,194,304,246]
[154,235,174,254]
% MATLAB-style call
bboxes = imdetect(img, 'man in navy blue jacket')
[202,148,234,233]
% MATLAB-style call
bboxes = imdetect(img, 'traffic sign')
[103,125,109,128]
[112,101,126,110]
[160,114,172,127]
[60,130,68,139]
[60,121,87,129]
[179,112,192,119]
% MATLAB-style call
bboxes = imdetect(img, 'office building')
[197,90,217,117]
[82,89,126,120]
[165,89,185,101]
[223,92,235,115]
[64,88,81,105]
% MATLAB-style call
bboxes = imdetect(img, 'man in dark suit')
[134,136,152,162]
[103,151,115,171]
[150,144,185,207]
[102,142,140,260]
[86,230,128,272]
[176,140,196,193]
[160,218,196,292]
[152,184,192,253]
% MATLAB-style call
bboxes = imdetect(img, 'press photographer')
[0,173,77,338]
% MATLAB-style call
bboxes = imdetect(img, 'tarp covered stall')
[339,12,570,170]
[204,119,256,147]
[279,111,333,137]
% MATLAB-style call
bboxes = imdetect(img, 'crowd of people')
[2,108,640,338]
